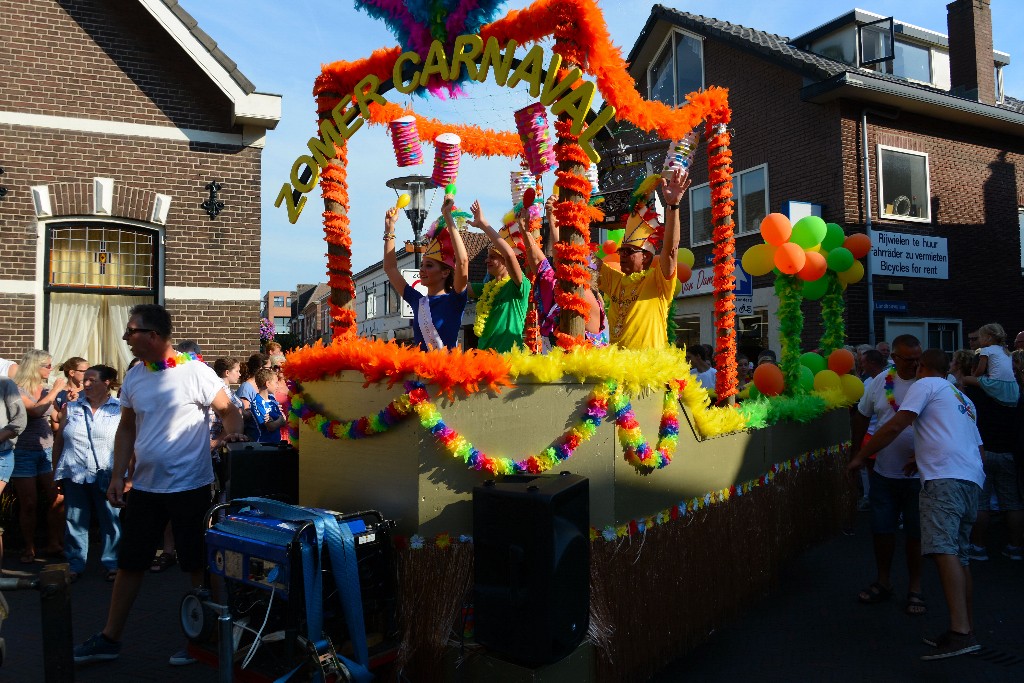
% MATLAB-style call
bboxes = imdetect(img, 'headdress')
[621,174,665,253]
[423,224,456,269]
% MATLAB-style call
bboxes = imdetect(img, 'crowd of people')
[0,304,293,666]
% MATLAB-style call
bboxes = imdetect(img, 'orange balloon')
[797,250,827,281]
[844,233,872,259]
[603,253,621,271]
[827,348,856,375]
[774,242,806,274]
[677,263,692,282]
[752,363,785,396]
[760,213,792,247]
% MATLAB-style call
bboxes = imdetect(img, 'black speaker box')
[222,441,299,504]
[473,472,590,667]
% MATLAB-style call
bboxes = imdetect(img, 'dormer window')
[648,29,704,106]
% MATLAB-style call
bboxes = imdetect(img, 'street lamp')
[386,174,433,268]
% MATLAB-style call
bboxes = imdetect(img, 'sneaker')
[74,632,121,664]
[169,648,196,666]
[1002,544,1023,561]
[967,544,989,561]
[921,631,980,660]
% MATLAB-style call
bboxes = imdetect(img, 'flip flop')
[857,581,893,604]
[906,592,927,616]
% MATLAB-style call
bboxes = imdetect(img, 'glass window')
[273,316,290,334]
[676,314,701,350]
[689,185,713,245]
[927,321,961,353]
[49,224,155,290]
[273,296,284,307]
[388,283,400,314]
[878,146,930,222]
[737,167,768,235]
[891,40,930,82]
[648,29,704,106]
[690,165,769,245]
[737,309,769,360]
[365,289,377,319]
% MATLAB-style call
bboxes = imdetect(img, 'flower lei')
[146,352,202,372]
[883,367,899,412]
[288,389,413,440]
[473,275,511,338]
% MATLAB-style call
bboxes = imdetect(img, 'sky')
[176,0,1024,296]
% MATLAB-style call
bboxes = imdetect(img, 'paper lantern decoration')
[790,216,827,249]
[432,133,462,187]
[759,213,792,246]
[662,130,700,174]
[837,260,865,285]
[797,251,827,282]
[841,374,865,402]
[514,102,556,176]
[753,363,785,396]
[585,164,601,195]
[742,243,776,276]
[509,170,536,206]
[827,348,855,375]
[813,369,842,393]
[844,233,872,259]
[774,243,806,275]
[389,115,423,167]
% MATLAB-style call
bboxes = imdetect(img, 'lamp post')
[386,175,433,268]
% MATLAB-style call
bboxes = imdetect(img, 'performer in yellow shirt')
[599,166,690,349]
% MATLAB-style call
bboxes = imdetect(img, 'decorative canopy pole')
[707,119,738,402]
[551,9,592,348]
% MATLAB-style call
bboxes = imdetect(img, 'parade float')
[278,1,871,679]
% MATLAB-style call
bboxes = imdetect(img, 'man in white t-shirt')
[850,348,985,661]
[850,335,924,614]
[0,357,17,379]
[74,304,245,666]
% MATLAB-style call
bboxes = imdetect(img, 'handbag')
[81,402,113,492]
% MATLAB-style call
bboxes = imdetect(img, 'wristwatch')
[667,203,680,210]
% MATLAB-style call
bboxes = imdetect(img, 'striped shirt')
[54,396,121,484]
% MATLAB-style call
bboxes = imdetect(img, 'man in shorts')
[73,304,245,666]
[850,349,985,660]
[849,335,924,615]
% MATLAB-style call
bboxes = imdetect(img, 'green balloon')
[800,351,827,374]
[826,247,855,272]
[606,228,625,244]
[799,364,815,391]
[822,223,846,251]
[747,384,761,399]
[802,278,828,300]
[791,216,828,248]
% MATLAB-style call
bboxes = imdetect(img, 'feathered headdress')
[622,174,664,253]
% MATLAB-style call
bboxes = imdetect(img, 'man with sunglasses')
[74,304,246,666]
[599,166,690,350]
[849,335,925,616]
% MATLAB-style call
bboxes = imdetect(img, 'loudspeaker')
[222,441,299,504]
[473,472,589,667]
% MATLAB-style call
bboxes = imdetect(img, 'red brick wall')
[0,0,235,131]
[0,295,36,359]
[165,299,260,360]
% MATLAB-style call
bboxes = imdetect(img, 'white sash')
[417,296,445,350]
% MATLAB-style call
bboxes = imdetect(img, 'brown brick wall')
[0,295,36,359]
[0,126,262,289]
[165,299,261,361]
[0,0,235,132]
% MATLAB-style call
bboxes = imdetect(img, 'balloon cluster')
[741,214,872,299]
[750,347,865,400]
[599,236,695,282]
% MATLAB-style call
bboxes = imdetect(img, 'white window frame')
[688,164,770,247]
[646,28,705,106]
[877,144,931,224]
[365,287,377,319]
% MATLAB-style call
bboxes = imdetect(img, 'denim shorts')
[868,469,921,538]
[978,451,1022,512]
[920,479,981,565]
[12,447,53,478]
[0,449,14,483]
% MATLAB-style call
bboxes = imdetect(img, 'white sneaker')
[169,648,196,666]
[1002,544,1023,561]
[967,544,988,561]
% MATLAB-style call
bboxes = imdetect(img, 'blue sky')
[176,1,1024,295]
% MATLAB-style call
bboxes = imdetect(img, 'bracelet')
[666,203,680,210]
[383,233,395,241]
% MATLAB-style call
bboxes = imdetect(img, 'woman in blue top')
[383,192,469,350]
[52,365,122,581]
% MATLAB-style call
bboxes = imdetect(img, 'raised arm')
[523,212,547,274]
[23,377,67,418]
[469,200,523,286]
[659,167,690,280]
[382,207,409,296]
[443,194,470,293]
[545,194,559,258]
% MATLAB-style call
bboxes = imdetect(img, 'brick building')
[0,0,280,374]
[600,1,1024,357]
[261,290,294,335]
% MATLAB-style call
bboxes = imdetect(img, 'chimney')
[946,0,996,104]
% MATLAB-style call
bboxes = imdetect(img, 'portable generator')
[181,499,398,682]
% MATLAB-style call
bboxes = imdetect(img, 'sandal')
[857,581,893,604]
[150,552,177,573]
[906,592,927,616]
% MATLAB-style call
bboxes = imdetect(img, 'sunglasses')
[124,327,153,336]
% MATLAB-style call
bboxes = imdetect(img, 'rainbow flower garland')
[288,389,413,440]
[473,275,511,338]
[883,367,899,412]
[612,379,682,472]
[146,352,202,372]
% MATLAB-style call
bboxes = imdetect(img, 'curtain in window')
[49,293,151,377]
